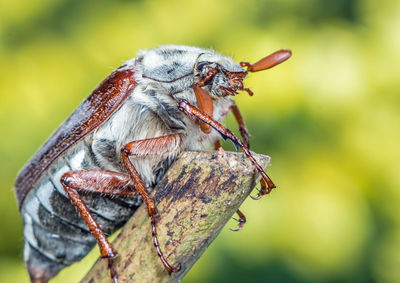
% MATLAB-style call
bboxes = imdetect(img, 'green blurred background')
[1,0,399,282]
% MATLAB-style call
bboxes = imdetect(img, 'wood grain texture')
[81,150,270,283]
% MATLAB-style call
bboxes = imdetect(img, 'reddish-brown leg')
[230,103,273,200]
[214,139,222,150]
[60,170,140,283]
[214,104,249,150]
[230,103,250,149]
[231,209,247,232]
[250,178,274,200]
[121,133,183,274]
[213,119,248,231]
[212,112,249,230]
[178,99,276,198]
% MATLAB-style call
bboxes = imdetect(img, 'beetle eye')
[196,62,208,72]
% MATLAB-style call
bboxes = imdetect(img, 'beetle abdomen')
[21,141,141,280]
[22,187,137,280]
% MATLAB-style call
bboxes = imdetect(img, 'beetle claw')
[218,133,239,150]
[250,194,262,200]
[250,186,263,200]
[169,262,182,274]
[230,227,242,232]
[229,139,239,151]
[230,210,246,231]
[250,178,274,200]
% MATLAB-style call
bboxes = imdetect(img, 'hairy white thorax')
[90,45,243,186]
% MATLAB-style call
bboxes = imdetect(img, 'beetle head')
[193,48,292,99]
[193,56,250,98]
[192,49,291,134]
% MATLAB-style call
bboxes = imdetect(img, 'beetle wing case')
[15,62,137,209]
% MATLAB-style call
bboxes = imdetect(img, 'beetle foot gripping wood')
[81,150,270,283]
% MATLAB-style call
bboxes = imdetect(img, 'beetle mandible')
[15,45,291,283]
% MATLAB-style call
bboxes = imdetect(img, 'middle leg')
[213,117,249,231]
[121,133,183,274]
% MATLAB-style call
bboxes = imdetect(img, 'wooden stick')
[81,150,270,283]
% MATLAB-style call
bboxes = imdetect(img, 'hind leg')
[59,170,139,283]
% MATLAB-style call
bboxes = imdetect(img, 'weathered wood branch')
[81,150,270,283]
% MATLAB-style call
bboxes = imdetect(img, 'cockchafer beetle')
[15,45,291,282]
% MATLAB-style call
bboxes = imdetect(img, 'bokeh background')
[1,0,399,282]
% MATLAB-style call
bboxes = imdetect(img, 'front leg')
[121,133,183,274]
[178,99,275,198]
[230,103,250,149]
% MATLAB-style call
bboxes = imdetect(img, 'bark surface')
[81,149,270,283]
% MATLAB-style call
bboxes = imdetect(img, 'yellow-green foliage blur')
[1,0,399,282]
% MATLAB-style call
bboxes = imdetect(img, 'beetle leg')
[212,106,248,231]
[121,133,183,274]
[213,103,248,151]
[230,103,250,149]
[230,209,247,232]
[230,103,274,201]
[214,139,222,150]
[178,99,276,198]
[250,179,273,200]
[61,170,139,196]
[60,170,140,283]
